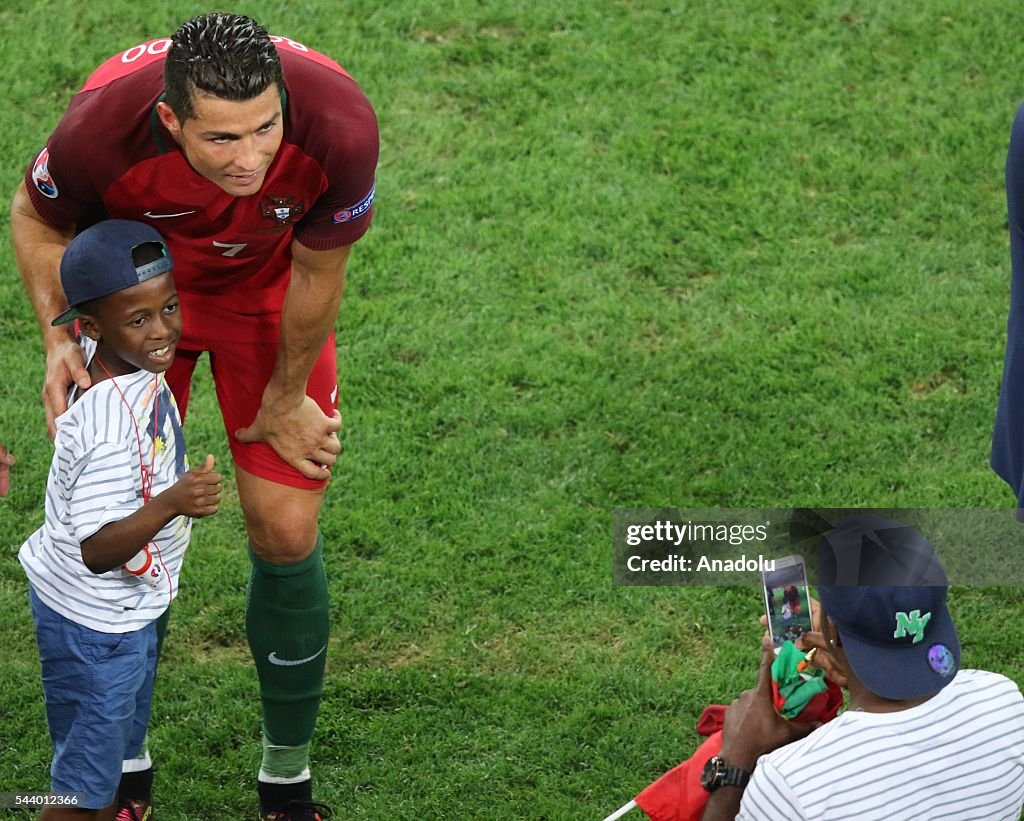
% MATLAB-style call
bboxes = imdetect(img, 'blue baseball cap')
[817,514,960,700]
[52,220,174,326]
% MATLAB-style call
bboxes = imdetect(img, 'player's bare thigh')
[236,466,326,563]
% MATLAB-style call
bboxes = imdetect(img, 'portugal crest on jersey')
[260,195,305,226]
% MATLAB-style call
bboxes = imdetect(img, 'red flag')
[634,729,724,821]
[634,680,842,821]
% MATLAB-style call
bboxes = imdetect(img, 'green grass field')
[1,1,1023,818]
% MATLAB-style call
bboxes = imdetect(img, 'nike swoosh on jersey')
[267,645,328,667]
[143,210,197,219]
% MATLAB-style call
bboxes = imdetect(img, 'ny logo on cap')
[893,609,931,644]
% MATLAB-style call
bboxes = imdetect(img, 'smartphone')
[761,555,813,653]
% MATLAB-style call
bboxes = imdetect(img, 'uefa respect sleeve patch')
[333,181,374,224]
[32,147,59,199]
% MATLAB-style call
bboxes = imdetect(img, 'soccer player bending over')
[13,12,378,819]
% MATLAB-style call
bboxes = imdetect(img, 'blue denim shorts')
[30,587,157,810]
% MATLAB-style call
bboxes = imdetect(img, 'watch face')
[701,756,724,791]
[701,755,750,792]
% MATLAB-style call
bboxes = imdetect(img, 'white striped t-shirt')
[737,668,1024,820]
[19,337,191,633]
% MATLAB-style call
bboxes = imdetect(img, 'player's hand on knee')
[44,338,91,438]
[161,454,222,518]
[236,396,342,480]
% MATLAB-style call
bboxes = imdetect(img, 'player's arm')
[235,240,349,480]
[11,180,89,436]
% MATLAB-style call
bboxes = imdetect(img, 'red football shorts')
[166,310,339,491]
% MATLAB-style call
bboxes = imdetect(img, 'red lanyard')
[92,353,170,593]
[94,354,158,502]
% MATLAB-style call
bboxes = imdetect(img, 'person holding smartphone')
[701,514,1024,821]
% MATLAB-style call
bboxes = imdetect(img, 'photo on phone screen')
[762,555,812,653]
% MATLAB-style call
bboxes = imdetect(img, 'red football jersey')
[25,35,378,336]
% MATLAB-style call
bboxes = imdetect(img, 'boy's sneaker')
[260,801,333,821]
[115,798,152,820]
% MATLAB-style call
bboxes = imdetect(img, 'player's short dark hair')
[164,13,283,120]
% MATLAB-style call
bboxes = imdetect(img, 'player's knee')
[246,514,318,564]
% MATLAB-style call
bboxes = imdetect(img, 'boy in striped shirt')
[19,220,221,820]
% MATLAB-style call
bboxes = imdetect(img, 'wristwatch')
[700,755,751,792]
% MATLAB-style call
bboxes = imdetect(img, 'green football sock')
[259,733,312,782]
[246,534,329,780]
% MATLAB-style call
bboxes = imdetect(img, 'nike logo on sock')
[267,645,327,667]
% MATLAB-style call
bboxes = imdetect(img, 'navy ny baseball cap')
[817,514,960,700]
[52,220,173,326]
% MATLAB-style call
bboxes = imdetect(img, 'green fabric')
[246,534,329,761]
[260,732,312,781]
[155,605,170,659]
[772,640,828,719]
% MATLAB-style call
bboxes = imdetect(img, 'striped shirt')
[19,337,190,633]
[738,669,1024,820]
